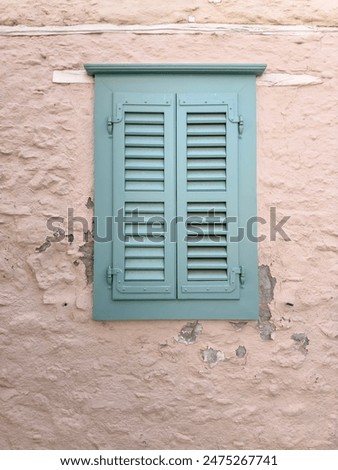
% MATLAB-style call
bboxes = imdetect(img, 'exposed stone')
[78,232,93,284]
[176,321,202,345]
[35,228,65,253]
[291,333,309,353]
[86,197,94,209]
[230,321,248,330]
[201,347,225,368]
[236,345,247,358]
[258,265,276,340]
[259,265,276,310]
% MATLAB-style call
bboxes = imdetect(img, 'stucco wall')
[0,1,338,450]
[1,0,338,26]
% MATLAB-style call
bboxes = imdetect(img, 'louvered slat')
[187,112,226,191]
[125,112,165,191]
[186,202,227,282]
[124,202,165,281]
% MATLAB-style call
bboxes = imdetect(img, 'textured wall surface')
[0,0,338,450]
[1,0,338,26]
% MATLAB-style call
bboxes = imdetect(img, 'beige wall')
[0,1,338,450]
[1,0,338,26]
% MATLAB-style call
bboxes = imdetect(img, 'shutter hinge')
[107,104,123,135]
[107,266,122,288]
[233,265,246,286]
[229,114,244,135]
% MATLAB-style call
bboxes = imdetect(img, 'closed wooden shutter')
[176,94,240,299]
[111,93,176,299]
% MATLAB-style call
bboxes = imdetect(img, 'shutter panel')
[177,93,241,299]
[111,93,176,300]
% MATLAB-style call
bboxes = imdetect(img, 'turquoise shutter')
[111,93,176,299]
[177,93,241,299]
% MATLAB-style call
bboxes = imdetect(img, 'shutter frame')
[90,67,262,320]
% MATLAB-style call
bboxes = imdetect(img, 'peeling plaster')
[201,347,225,367]
[258,265,276,341]
[230,321,248,330]
[291,333,309,354]
[86,197,94,209]
[236,345,247,358]
[35,228,65,253]
[78,231,93,284]
[177,321,203,345]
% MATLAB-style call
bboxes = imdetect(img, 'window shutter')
[111,93,176,299]
[176,93,241,299]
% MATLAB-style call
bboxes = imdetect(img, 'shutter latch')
[107,104,123,135]
[229,114,244,135]
[233,265,246,286]
[107,266,122,288]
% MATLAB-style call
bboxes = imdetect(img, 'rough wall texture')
[1,0,338,26]
[0,0,338,450]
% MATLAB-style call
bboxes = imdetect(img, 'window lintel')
[84,63,267,76]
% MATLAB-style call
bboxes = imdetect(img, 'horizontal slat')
[125,247,164,258]
[186,218,226,225]
[187,148,226,157]
[125,202,164,213]
[125,236,165,246]
[125,270,164,281]
[188,181,226,190]
[187,217,226,226]
[125,148,164,158]
[187,213,226,219]
[188,259,227,269]
[188,246,227,257]
[125,135,164,147]
[125,170,164,181]
[187,241,227,247]
[187,113,226,124]
[125,158,164,170]
[125,225,165,236]
[125,181,164,191]
[187,270,228,281]
[187,158,226,169]
[124,216,165,224]
[125,124,164,136]
[124,215,165,223]
[125,258,165,269]
[187,124,226,136]
[187,202,226,212]
[187,170,226,180]
[125,113,164,124]
[186,228,226,237]
[187,136,226,146]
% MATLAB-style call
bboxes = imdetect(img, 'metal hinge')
[107,104,123,135]
[229,114,244,135]
[233,265,246,286]
[107,266,122,288]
